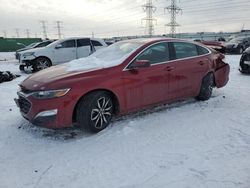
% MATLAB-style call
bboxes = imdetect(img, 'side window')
[91,40,103,47]
[173,42,198,59]
[60,40,76,48]
[197,45,209,55]
[137,42,170,64]
[77,39,90,47]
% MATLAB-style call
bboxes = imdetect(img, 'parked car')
[200,40,226,54]
[15,38,230,132]
[192,39,225,53]
[224,37,250,54]
[15,40,56,60]
[18,37,107,72]
[239,47,250,74]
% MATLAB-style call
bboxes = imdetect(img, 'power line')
[142,0,157,37]
[165,0,182,37]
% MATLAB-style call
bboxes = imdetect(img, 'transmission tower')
[26,29,30,38]
[40,20,48,39]
[55,21,63,39]
[142,0,157,37]
[3,30,7,38]
[15,28,20,38]
[165,0,182,37]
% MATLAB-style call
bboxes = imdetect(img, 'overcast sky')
[0,0,249,39]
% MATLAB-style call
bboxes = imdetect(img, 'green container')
[0,38,42,52]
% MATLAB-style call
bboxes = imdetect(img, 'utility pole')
[26,29,30,38]
[142,0,157,37]
[40,20,48,39]
[15,28,20,38]
[55,21,63,39]
[165,0,182,37]
[3,30,7,38]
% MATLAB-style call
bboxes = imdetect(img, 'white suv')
[18,37,107,71]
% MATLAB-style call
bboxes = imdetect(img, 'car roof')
[121,37,200,45]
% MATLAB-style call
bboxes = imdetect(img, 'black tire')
[19,65,25,71]
[76,91,114,133]
[32,57,51,72]
[196,73,214,101]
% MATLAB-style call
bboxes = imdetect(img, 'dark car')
[239,47,250,73]
[224,37,250,54]
[15,40,56,60]
[15,38,230,133]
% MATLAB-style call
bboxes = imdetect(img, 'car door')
[122,42,171,111]
[168,42,210,100]
[76,39,92,58]
[53,39,76,64]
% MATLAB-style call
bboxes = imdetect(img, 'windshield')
[91,41,142,61]
[26,42,39,48]
[66,41,143,72]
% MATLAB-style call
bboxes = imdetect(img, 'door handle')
[198,61,205,65]
[164,66,174,71]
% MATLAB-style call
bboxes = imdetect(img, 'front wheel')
[76,91,114,133]
[196,73,214,101]
[32,57,51,72]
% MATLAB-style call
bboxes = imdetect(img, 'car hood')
[224,42,238,47]
[21,64,103,91]
[19,47,47,55]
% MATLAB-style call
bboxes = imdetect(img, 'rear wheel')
[32,57,51,72]
[19,65,25,71]
[76,91,114,133]
[196,73,214,101]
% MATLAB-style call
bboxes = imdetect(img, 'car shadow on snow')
[17,91,226,141]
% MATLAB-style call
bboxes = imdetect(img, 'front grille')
[19,96,31,114]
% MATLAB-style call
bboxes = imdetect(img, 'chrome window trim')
[123,41,212,71]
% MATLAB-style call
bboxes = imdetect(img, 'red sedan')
[15,38,230,132]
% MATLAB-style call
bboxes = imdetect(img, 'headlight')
[23,52,35,56]
[31,88,70,99]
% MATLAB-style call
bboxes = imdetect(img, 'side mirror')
[55,44,62,49]
[129,60,150,69]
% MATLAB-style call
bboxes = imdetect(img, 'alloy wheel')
[91,97,112,129]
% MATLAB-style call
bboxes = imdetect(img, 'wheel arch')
[72,89,120,123]
[196,71,215,95]
[34,56,52,66]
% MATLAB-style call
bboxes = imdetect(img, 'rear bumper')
[214,63,230,88]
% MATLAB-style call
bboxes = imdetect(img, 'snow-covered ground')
[0,53,250,188]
